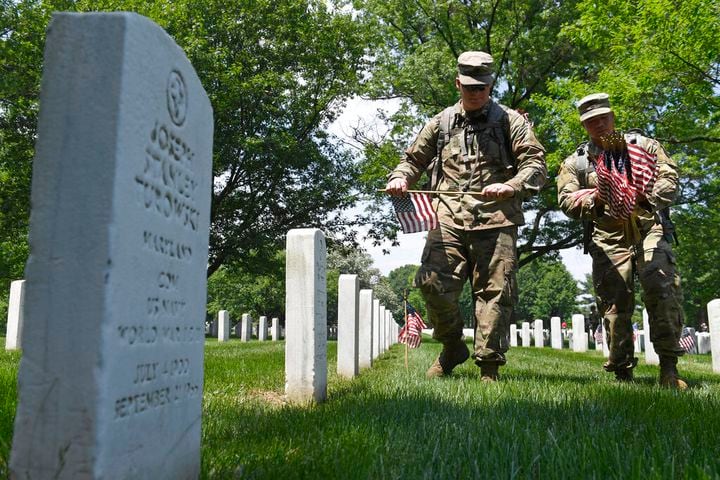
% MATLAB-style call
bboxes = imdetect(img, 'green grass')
[3,338,720,479]
[0,338,19,479]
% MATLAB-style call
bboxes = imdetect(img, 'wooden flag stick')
[377,189,483,195]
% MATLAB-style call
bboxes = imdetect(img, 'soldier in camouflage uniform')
[385,52,547,381]
[557,93,687,389]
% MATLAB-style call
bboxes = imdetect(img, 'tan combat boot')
[659,355,688,390]
[479,363,499,383]
[426,339,469,378]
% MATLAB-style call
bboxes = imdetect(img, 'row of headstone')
[209,312,282,342]
[284,229,401,403]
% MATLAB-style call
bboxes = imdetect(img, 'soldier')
[385,51,547,381]
[557,93,687,389]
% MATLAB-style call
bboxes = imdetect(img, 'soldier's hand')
[385,178,409,197]
[569,188,597,208]
[480,183,515,200]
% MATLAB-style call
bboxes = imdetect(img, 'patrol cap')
[577,93,613,122]
[457,51,494,86]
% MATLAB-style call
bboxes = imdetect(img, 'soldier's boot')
[478,362,500,383]
[603,357,637,383]
[659,355,688,390]
[614,368,634,383]
[425,339,469,378]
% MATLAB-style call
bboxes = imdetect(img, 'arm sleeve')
[557,155,600,220]
[503,112,547,198]
[387,115,440,187]
[644,138,679,211]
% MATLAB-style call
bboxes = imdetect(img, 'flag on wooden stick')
[398,303,427,349]
[390,192,438,233]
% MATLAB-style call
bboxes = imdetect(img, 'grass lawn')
[3,337,720,479]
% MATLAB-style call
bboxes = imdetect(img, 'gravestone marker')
[240,313,252,342]
[572,314,587,352]
[271,317,281,341]
[510,324,518,347]
[378,305,386,355]
[707,299,720,373]
[642,309,659,365]
[258,316,268,341]
[358,289,374,368]
[696,332,710,355]
[218,310,230,342]
[337,274,359,378]
[5,280,25,351]
[521,322,531,347]
[534,319,544,348]
[551,316,562,350]
[372,299,381,359]
[285,229,327,403]
[10,12,212,479]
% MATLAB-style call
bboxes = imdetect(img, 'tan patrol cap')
[577,93,613,122]
[457,51,494,86]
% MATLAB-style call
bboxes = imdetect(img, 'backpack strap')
[430,106,457,190]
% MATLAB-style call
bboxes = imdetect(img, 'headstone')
[258,316,268,341]
[209,320,218,338]
[285,228,327,403]
[271,317,281,341]
[643,309,659,365]
[550,316,562,349]
[696,332,711,355]
[5,280,25,351]
[378,305,386,355]
[372,299,381,359]
[572,314,587,352]
[521,322,531,347]
[218,310,230,342]
[510,324,518,347]
[337,274,359,378]
[10,12,212,479]
[358,290,374,369]
[534,319,543,348]
[707,299,720,373]
[240,313,252,342]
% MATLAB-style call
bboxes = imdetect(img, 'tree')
[0,0,372,314]
[516,255,579,324]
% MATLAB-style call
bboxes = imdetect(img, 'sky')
[328,96,592,281]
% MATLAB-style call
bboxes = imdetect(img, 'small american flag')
[398,303,427,349]
[594,132,658,220]
[390,192,438,234]
[679,327,696,354]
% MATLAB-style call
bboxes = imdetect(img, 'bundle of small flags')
[390,192,438,234]
[398,303,427,349]
[594,131,659,220]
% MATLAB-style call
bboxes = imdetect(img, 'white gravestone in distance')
[378,305,386,355]
[696,332,710,355]
[241,313,252,342]
[358,290,374,369]
[10,12,212,480]
[285,229,327,403]
[271,317,281,341]
[534,319,543,347]
[372,299,381,360]
[509,324,518,347]
[572,314,587,352]
[218,310,230,342]
[551,316,562,350]
[5,280,25,351]
[707,299,720,373]
[258,316,268,341]
[643,309,659,365]
[521,322,531,347]
[337,275,359,378]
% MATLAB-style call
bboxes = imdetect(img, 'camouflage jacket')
[388,100,547,231]
[557,132,679,238]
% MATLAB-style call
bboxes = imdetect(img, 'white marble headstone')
[707,299,720,373]
[358,289,374,368]
[509,323,518,347]
[4,280,25,351]
[271,317,281,341]
[337,274,359,378]
[550,316,562,349]
[240,313,252,341]
[10,12,212,479]
[285,229,327,403]
[521,322,531,347]
[372,299,381,359]
[642,309,659,365]
[572,314,587,352]
[218,310,230,342]
[258,316,268,341]
[534,319,543,348]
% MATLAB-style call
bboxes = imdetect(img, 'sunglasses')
[461,84,487,92]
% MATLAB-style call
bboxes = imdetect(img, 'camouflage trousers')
[590,222,684,369]
[414,225,518,365]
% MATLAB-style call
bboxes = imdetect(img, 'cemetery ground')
[2,336,719,479]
